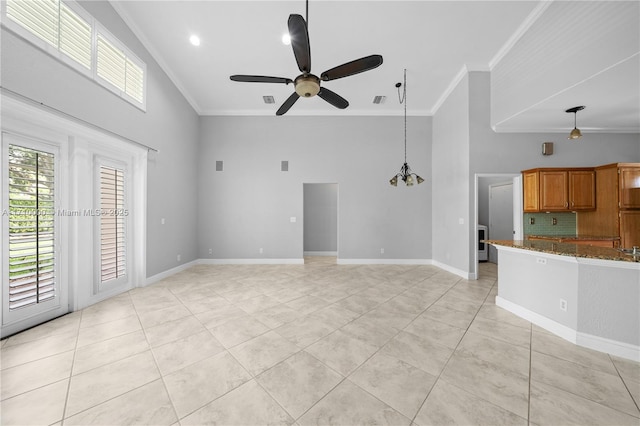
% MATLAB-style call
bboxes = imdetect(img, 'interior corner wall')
[432,74,470,274]
[197,115,432,262]
[1,1,200,278]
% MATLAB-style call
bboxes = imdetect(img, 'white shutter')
[7,145,56,310]
[59,1,91,69]
[6,0,59,48]
[97,34,126,93]
[100,166,126,283]
[125,58,144,103]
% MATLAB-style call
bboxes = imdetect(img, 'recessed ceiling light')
[189,35,201,46]
[281,33,291,45]
[263,96,275,104]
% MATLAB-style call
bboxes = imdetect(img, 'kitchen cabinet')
[577,163,640,249]
[522,168,595,212]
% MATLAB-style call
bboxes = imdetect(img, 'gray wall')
[1,1,200,277]
[432,75,470,273]
[198,116,432,261]
[304,183,338,253]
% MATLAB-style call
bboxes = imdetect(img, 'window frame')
[1,0,147,111]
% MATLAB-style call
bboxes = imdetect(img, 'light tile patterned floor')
[1,259,639,425]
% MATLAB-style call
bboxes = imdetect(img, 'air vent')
[215,160,223,171]
[263,96,275,104]
[373,95,386,104]
[281,161,289,172]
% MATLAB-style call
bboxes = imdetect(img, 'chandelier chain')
[397,69,407,163]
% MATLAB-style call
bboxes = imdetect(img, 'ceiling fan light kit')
[229,0,383,115]
[565,105,585,140]
[390,69,424,188]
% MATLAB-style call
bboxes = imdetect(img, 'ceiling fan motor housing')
[295,74,320,97]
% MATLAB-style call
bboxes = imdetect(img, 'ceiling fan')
[230,1,383,116]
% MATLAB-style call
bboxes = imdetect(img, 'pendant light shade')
[390,70,424,187]
[566,106,585,140]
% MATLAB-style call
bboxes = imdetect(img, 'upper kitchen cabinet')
[522,168,595,212]
[619,166,640,209]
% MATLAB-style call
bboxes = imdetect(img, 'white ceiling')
[111,1,640,134]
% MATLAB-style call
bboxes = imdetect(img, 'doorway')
[303,183,338,263]
[489,182,514,263]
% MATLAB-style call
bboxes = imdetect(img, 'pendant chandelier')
[566,105,585,140]
[390,69,424,187]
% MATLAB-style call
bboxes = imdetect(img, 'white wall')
[1,1,201,278]
[198,116,432,262]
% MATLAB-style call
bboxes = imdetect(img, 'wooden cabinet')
[577,163,640,249]
[522,168,595,212]
[619,167,640,209]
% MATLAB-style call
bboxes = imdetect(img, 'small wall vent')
[281,161,289,172]
[263,96,275,104]
[215,160,223,171]
[373,95,386,104]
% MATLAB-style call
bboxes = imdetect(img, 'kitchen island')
[487,240,639,361]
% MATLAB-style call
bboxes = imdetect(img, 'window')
[7,145,56,310]
[97,32,145,104]
[99,165,126,284]
[3,0,146,109]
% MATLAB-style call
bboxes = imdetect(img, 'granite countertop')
[526,235,621,241]
[485,240,638,263]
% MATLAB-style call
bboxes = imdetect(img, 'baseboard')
[304,251,337,256]
[577,332,640,362]
[496,296,577,342]
[430,260,471,279]
[336,259,432,265]
[199,258,305,265]
[496,296,640,361]
[145,259,199,286]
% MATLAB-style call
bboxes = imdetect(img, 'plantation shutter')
[6,0,91,70]
[6,0,59,48]
[7,145,56,310]
[59,2,91,69]
[100,166,126,283]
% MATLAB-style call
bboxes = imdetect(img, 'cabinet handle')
[565,202,568,208]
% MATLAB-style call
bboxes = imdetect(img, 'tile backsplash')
[523,212,576,236]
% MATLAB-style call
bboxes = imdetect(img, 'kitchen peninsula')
[487,240,639,362]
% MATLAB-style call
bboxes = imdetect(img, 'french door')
[1,132,68,337]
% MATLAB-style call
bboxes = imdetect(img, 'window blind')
[8,145,56,310]
[59,1,91,69]
[97,34,145,104]
[100,166,126,283]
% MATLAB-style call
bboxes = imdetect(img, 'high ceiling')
[111,1,640,134]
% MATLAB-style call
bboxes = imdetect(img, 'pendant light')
[390,69,424,187]
[565,105,585,140]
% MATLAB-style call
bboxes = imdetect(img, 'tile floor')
[1,259,639,425]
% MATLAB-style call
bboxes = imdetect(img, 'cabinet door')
[522,171,539,212]
[620,210,640,248]
[569,170,596,210]
[540,171,568,211]
[619,167,640,209]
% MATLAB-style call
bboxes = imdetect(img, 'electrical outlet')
[259,248,263,254]
[536,258,547,264]
[208,248,212,255]
[177,254,181,262]
[529,217,535,225]
[380,248,384,254]
[552,217,557,225]
[560,298,567,311]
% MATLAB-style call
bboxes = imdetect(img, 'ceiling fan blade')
[317,87,349,109]
[288,14,311,73]
[276,92,300,116]
[320,55,383,81]
[230,75,293,84]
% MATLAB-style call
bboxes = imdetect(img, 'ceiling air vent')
[263,96,275,104]
[373,95,386,104]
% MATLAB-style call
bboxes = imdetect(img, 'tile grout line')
[59,307,84,426]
